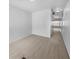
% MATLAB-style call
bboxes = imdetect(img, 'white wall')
[32,9,51,37]
[9,5,32,42]
[61,2,70,55]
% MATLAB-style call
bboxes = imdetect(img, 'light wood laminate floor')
[9,32,69,59]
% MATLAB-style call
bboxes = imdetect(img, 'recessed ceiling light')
[30,0,35,2]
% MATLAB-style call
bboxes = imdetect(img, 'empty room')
[9,0,70,59]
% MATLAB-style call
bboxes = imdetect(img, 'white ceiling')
[9,0,69,12]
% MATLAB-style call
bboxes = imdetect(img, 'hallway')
[10,31,69,59]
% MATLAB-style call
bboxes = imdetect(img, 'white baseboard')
[9,35,30,44]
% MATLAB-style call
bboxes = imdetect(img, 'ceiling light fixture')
[30,0,35,2]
